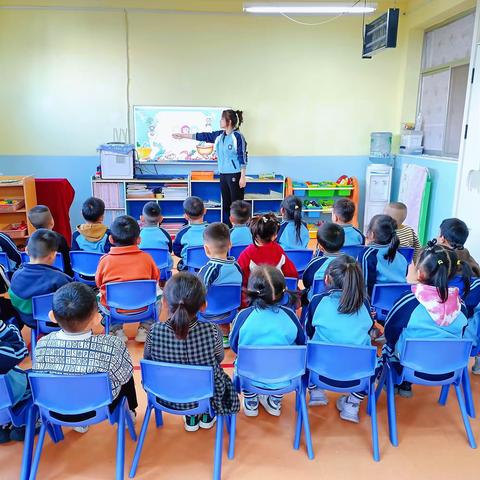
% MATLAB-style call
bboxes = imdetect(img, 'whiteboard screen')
[133,106,228,162]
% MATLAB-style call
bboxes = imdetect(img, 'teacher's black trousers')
[220,173,245,227]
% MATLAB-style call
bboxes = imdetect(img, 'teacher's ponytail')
[235,110,244,128]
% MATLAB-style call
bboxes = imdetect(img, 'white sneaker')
[129,410,137,425]
[336,395,360,424]
[259,394,282,417]
[243,396,259,417]
[135,326,149,343]
[472,356,480,375]
[73,426,89,434]
[111,328,128,343]
[309,387,329,406]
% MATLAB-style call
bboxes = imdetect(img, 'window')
[418,12,475,157]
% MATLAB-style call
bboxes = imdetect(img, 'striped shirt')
[396,225,421,262]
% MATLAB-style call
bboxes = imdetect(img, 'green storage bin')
[307,189,334,198]
[337,189,352,196]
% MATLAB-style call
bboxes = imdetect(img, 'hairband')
[178,300,184,305]
[437,259,443,265]
[457,260,461,266]
[294,205,300,210]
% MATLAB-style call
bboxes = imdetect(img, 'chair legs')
[454,382,477,449]
[154,408,163,428]
[116,404,126,480]
[438,385,450,406]
[129,404,153,478]
[368,384,380,462]
[228,415,236,460]
[298,390,314,460]
[29,423,47,480]
[293,393,302,451]
[462,368,476,418]
[385,366,398,447]
[125,406,137,442]
[20,406,37,480]
[213,415,224,480]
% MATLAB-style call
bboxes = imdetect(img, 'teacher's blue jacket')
[195,130,248,174]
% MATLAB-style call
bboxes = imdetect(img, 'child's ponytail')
[281,195,304,243]
[246,265,287,309]
[367,214,400,263]
[445,247,472,297]
[163,272,206,340]
[386,230,400,263]
[325,255,365,314]
[249,213,280,244]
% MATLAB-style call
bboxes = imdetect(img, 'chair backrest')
[236,346,307,384]
[284,249,313,274]
[0,374,14,425]
[204,284,241,316]
[307,342,377,382]
[185,246,209,271]
[340,245,364,260]
[32,293,59,335]
[29,373,112,424]
[141,248,170,270]
[229,244,249,260]
[285,277,297,291]
[0,252,11,272]
[141,360,214,404]
[399,247,414,264]
[69,251,103,277]
[371,283,411,319]
[22,252,65,272]
[400,339,472,379]
[106,280,157,311]
[312,279,326,296]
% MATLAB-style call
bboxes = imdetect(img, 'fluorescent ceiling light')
[244,3,376,14]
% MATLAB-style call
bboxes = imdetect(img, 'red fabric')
[35,179,75,247]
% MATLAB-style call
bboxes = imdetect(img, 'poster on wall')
[133,106,228,162]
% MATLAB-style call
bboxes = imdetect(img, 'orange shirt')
[96,245,160,306]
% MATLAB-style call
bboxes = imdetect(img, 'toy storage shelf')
[92,174,286,236]
[0,176,37,248]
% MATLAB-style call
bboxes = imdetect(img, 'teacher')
[172,109,248,226]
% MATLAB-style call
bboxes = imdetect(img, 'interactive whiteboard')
[133,106,227,162]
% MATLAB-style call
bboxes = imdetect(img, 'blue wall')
[0,155,371,228]
[391,155,459,242]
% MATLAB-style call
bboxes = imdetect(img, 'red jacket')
[237,242,298,302]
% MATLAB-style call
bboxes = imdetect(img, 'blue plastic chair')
[129,361,234,480]
[398,247,414,264]
[0,374,35,480]
[21,252,65,272]
[198,284,242,325]
[312,279,326,296]
[141,248,172,280]
[371,283,411,322]
[27,373,137,480]
[185,246,209,272]
[280,277,298,307]
[69,251,103,286]
[306,342,380,461]
[228,244,249,260]
[233,346,314,460]
[376,339,476,449]
[31,293,59,360]
[0,252,14,274]
[284,249,313,278]
[340,245,364,260]
[104,280,159,334]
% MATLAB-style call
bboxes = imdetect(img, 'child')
[359,214,408,298]
[277,195,310,249]
[303,222,345,300]
[139,201,173,277]
[198,223,243,348]
[33,282,137,432]
[305,256,374,421]
[9,229,72,330]
[384,202,421,262]
[383,243,468,398]
[230,265,304,417]
[437,218,480,277]
[237,213,298,305]
[0,319,29,443]
[95,215,160,343]
[71,197,112,253]
[173,196,208,271]
[0,232,21,271]
[28,205,73,276]
[331,198,365,246]
[229,200,253,246]
[144,272,239,432]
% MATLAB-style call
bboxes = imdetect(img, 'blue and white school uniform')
[198,257,243,290]
[277,221,310,250]
[302,252,340,300]
[140,225,174,274]
[172,222,208,271]
[359,244,408,297]
[341,225,365,247]
[230,225,253,246]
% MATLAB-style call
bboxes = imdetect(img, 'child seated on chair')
[144,272,240,432]
[33,282,137,432]
[95,215,160,344]
[0,231,21,272]
[277,195,310,249]
[28,205,73,276]
[360,214,408,298]
[198,223,242,349]
[331,198,364,247]
[229,200,253,246]
[384,202,421,262]
[383,243,468,399]
[302,222,345,301]
[9,230,72,331]
[305,255,374,423]
[71,197,112,254]
[0,319,29,444]
[230,265,304,417]
[173,197,208,271]
[139,201,173,279]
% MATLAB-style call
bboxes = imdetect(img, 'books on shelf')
[162,185,188,199]
[93,182,123,208]
[127,184,154,199]
[245,190,282,200]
